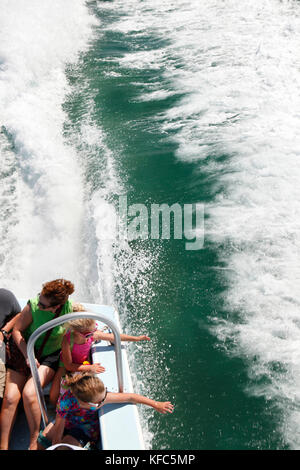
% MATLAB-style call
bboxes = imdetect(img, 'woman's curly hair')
[41,278,74,305]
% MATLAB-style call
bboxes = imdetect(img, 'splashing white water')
[0,0,97,296]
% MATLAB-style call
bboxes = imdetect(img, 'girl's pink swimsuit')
[59,330,95,397]
[61,330,94,364]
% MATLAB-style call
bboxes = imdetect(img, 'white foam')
[0,0,97,297]
[78,120,121,305]
[133,89,177,103]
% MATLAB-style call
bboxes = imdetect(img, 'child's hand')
[90,363,105,374]
[135,335,151,342]
[154,401,174,414]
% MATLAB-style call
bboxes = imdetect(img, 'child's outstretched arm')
[105,392,174,414]
[93,331,150,343]
[61,335,105,374]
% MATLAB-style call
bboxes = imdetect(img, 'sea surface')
[1,0,300,450]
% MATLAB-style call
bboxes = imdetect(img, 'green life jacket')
[23,297,73,357]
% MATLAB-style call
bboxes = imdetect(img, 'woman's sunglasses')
[37,293,59,310]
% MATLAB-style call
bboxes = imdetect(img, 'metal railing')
[27,311,124,429]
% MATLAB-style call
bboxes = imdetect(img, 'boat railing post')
[27,311,124,429]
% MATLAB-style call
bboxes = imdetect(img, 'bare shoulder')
[15,303,33,330]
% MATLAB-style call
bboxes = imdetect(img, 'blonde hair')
[72,303,86,312]
[64,318,96,333]
[64,372,105,402]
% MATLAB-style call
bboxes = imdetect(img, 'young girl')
[38,372,174,449]
[49,317,150,405]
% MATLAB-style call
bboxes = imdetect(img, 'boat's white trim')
[46,443,86,450]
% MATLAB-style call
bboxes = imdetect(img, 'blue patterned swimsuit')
[56,389,100,441]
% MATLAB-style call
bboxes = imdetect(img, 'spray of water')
[0,0,97,296]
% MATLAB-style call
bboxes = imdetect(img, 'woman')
[0,279,74,450]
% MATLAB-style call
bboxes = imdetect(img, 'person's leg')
[36,421,55,450]
[49,366,64,406]
[61,434,83,447]
[37,425,84,450]
[22,365,55,450]
[0,364,5,401]
[0,368,27,449]
[0,341,6,400]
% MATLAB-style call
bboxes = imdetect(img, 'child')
[38,372,174,449]
[49,317,150,405]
